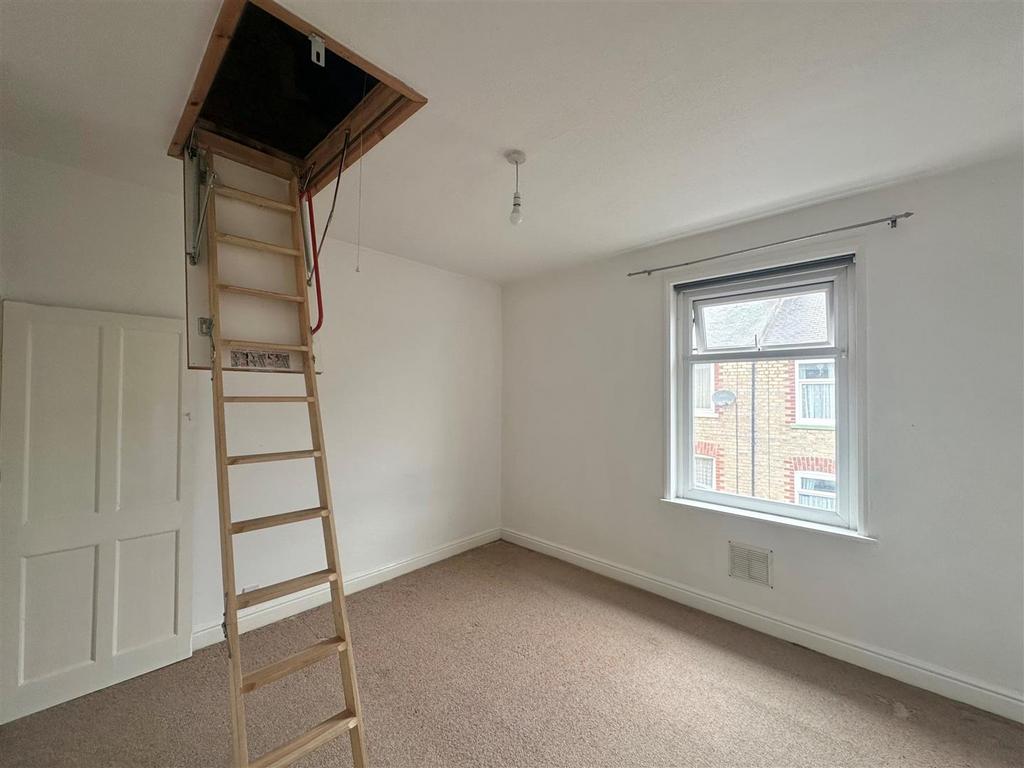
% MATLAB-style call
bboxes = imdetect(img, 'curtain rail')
[626,211,914,278]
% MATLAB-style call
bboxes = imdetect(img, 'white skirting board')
[501,528,1024,724]
[192,528,501,650]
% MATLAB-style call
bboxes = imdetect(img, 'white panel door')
[0,302,194,723]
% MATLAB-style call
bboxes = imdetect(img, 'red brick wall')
[784,361,796,424]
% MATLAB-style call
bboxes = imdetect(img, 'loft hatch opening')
[169,0,425,193]
[200,3,379,158]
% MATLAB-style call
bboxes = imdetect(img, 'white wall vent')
[729,541,773,588]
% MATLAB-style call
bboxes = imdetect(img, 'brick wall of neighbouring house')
[692,360,836,504]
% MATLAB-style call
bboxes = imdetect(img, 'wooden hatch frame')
[168,0,426,194]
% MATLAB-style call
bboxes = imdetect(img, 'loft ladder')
[203,149,367,768]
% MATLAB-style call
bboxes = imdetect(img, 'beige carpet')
[1,541,1021,767]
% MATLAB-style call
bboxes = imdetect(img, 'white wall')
[502,154,1024,719]
[0,149,502,639]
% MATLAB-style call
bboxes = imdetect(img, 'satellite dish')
[712,389,736,407]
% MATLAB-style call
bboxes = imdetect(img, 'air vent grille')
[729,541,773,587]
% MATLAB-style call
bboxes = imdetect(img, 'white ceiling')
[2,1,1021,282]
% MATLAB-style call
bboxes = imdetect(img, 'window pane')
[800,476,836,493]
[693,456,715,489]
[698,289,829,350]
[690,358,838,520]
[800,382,834,420]
[798,492,836,511]
[799,361,834,380]
[693,364,713,412]
[701,298,778,349]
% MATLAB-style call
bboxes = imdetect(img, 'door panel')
[25,320,102,523]
[21,545,98,683]
[1,302,194,723]
[120,328,183,508]
[114,531,178,654]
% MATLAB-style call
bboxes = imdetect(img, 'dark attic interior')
[168,0,425,194]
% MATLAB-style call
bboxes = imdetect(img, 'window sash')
[681,265,845,364]
[674,260,854,530]
[692,282,834,354]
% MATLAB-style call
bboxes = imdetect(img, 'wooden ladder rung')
[250,711,358,768]
[220,339,308,353]
[219,283,305,303]
[231,506,329,534]
[241,636,347,693]
[222,396,314,403]
[222,367,306,375]
[226,449,321,466]
[236,569,337,610]
[217,233,301,257]
[216,185,297,212]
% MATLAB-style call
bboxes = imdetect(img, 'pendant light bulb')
[505,149,526,226]
[510,191,523,225]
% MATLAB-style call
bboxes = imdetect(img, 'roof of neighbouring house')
[703,292,828,349]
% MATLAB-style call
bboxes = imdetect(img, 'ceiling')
[2,1,1021,282]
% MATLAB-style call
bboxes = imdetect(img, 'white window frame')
[794,470,837,510]
[693,454,716,490]
[671,258,858,531]
[794,358,836,427]
[693,363,716,417]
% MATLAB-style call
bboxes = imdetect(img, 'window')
[794,472,837,511]
[796,359,835,426]
[673,256,857,530]
[693,455,716,489]
[693,363,715,417]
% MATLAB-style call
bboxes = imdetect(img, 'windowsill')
[791,423,836,431]
[660,496,876,542]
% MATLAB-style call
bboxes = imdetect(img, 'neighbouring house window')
[693,363,715,417]
[794,471,837,511]
[796,359,835,425]
[673,256,857,530]
[693,455,716,490]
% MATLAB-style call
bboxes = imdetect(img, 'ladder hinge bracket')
[188,164,216,266]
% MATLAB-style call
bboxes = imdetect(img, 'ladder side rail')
[206,152,251,767]
[288,177,368,768]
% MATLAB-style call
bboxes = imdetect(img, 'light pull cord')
[356,132,364,273]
